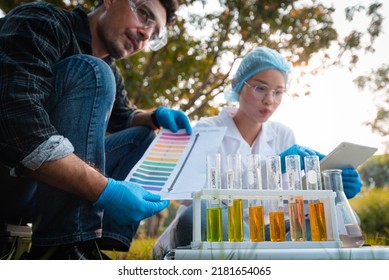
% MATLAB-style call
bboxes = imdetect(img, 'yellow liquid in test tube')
[249,205,265,242]
[207,207,222,242]
[269,211,286,242]
[227,204,234,242]
[309,202,327,241]
[228,199,244,242]
[289,196,307,241]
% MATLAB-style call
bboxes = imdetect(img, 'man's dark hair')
[96,0,179,26]
[159,0,179,26]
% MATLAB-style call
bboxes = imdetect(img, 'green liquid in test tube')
[227,154,244,242]
[285,155,307,242]
[206,154,222,242]
[206,207,222,242]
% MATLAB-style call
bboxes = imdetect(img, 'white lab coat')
[195,107,296,190]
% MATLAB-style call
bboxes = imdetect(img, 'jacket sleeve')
[0,4,75,169]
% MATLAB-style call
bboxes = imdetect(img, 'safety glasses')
[244,81,286,102]
[128,0,168,51]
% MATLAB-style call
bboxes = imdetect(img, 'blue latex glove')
[94,178,169,224]
[279,144,325,173]
[341,168,362,199]
[154,106,192,134]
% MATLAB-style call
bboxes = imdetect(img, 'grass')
[349,186,389,245]
[126,237,157,260]
[102,237,157,260]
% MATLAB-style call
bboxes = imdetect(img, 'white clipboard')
[319,141,378,170]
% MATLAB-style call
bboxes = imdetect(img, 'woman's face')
[238,68,286,124]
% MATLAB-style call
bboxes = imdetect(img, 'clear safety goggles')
[128,0,168,51]
[244,81,286,102]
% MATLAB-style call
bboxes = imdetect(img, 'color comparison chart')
[128,131,191,192]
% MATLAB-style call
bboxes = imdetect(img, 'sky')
[270,0,388,156]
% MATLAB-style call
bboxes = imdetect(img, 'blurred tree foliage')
[0,0,384,122]
[359,154,389,188]
[350,187,389,242]
[355,65,389,152]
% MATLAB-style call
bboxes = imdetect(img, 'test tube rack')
[191,189,342,250]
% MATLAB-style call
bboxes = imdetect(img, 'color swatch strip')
[129,132,191,191]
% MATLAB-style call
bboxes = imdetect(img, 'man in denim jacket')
[0,0,191,259]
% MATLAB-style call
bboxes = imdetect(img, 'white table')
[173,246,389,260]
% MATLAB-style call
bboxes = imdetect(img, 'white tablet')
[320,142,378,170]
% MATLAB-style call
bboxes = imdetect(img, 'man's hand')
[154,106,192,134]
[94,178,169,224]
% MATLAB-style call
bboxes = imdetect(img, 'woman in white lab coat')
[152,47,362,258]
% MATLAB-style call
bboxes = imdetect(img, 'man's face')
[97,0,167,58]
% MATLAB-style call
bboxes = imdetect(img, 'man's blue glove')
[279,144,325,173]
[341,168,362,199]
[153,106,192,134]
[94,178,169,225]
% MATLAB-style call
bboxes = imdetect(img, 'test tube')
[285,155,307,241]
[266,155,285,242]
[304,155,327,241]
[247,154,265,242]
[227,154,244,242]
[206,153,222,242]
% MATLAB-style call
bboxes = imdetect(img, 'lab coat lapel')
[253,122,278,156]
[220,108,250,153]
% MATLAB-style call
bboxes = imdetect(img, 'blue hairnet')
[226,47,292,102]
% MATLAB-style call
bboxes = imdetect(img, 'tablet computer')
[320,142,378,170]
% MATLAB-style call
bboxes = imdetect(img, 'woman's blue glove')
[94,178,169,225]
[279,144,325,173]
[341,168,363,199]
[154,106,192,134]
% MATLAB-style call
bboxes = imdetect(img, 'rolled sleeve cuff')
[128,109,143,127]
[11,135,74,176]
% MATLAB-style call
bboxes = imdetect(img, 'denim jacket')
[0,2,137,175]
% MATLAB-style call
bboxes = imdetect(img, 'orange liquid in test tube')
[249,205,265,242]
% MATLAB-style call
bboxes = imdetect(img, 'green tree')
[348,2,388,153]
[125,0,383,120]
[1,0,384,121]
[359,154,389,188]
[354,65,389,152]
